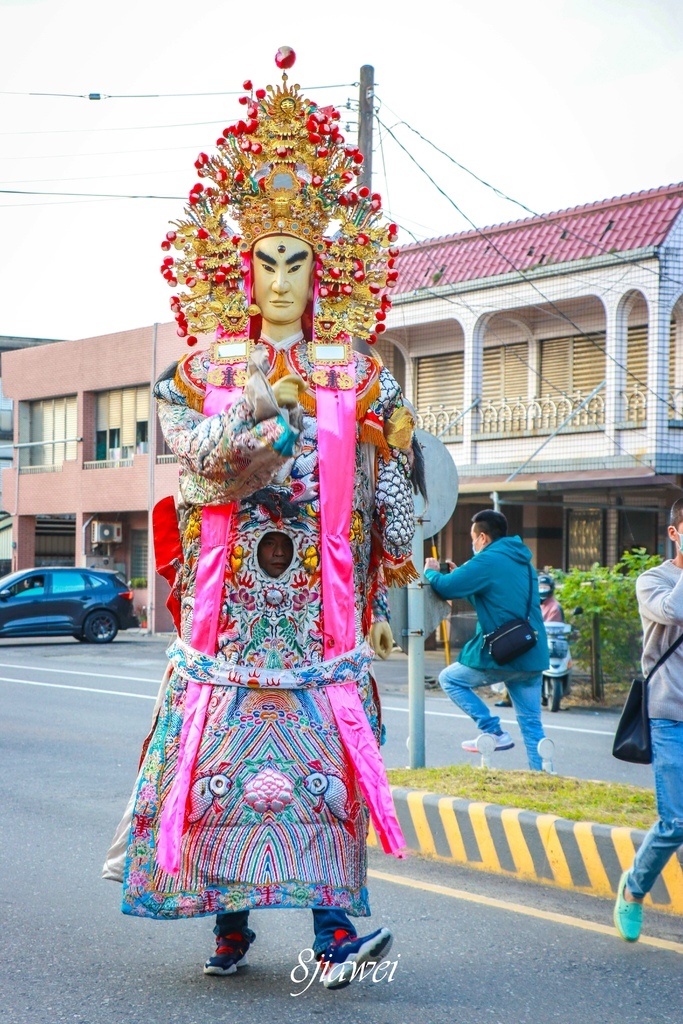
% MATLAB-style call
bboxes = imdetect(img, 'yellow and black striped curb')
[368,787,683,915]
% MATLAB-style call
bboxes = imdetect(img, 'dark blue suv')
[0,567,139,643]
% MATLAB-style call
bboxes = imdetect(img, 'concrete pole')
[146,323,158,634]
[357,65,374,189]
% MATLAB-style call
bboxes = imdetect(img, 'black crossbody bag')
[481,563,538,666]
[612,633,683,764]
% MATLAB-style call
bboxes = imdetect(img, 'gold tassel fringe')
[174,369,205,413]
[384,559,420,587]
[360,421,390,458]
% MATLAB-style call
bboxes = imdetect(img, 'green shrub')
[549,548,662,685]
[129,577,148,589]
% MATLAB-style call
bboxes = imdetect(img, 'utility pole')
[358,64,374,190]
[355,64,375,358]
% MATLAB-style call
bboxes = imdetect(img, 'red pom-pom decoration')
[161,240,171,251]
[187,336,198,347]
[275,46,296,69]
[256,88,266,100]
[375,322,386,334]
[166,231,177,241]
[197,228,209,240]
[243,79,253,91]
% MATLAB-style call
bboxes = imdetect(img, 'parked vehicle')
[0,567,139,643]
[542,621,574,712]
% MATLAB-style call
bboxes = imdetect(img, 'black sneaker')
[319,927,393,990]
[203,928,254,976]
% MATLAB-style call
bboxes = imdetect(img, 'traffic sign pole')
[407,511,426,768]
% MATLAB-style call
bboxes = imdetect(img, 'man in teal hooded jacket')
[424,509,549,770]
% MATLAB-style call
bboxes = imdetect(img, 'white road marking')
[2,665,615,737]
[0,676,156,699]
[382,703,615,738]
[0,661,159,684]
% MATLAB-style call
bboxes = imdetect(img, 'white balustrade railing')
[416,391,607,438]
[83,458,134,470]
[415,405,464,438]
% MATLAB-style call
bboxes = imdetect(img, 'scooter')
[542,621,574,712]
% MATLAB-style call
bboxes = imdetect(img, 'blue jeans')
[439,661,546,770]
[627,719,683,899]
[215,907,356,956]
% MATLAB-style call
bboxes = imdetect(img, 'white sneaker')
[461,731,515,754]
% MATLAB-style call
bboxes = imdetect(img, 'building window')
[618,509,656,556]
[567,509,604,569]
[95,386,149,461]
[130,529,148,580]
[19,395,77,467]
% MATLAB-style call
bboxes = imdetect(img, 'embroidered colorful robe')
[121,340,416,920]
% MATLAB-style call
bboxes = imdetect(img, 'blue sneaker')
[203,928,255,976]
[319,927,393,990]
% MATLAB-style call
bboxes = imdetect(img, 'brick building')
[2,323,187,633]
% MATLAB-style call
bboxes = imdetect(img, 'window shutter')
[482,347,503,403]
[572,334,605,394]
[121,388,136,446]
[416,352,464,411]
[540,338,571,396]
[503,344,528,401]
[108,390,122,430]
[626,325,648,390]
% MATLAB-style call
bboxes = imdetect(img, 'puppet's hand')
[370,621,394,660]
[272,374,306,409]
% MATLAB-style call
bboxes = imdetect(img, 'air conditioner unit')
[91,521,122,545]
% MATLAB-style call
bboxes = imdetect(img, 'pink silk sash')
[317,365,406,858]
[156,374,241,875]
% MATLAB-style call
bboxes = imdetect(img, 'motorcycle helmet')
[538,572,555,603]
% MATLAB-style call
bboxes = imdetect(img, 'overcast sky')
[1,0,682,341]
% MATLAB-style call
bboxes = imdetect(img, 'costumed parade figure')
[104,46,419,990]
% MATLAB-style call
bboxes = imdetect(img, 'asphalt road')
[2,638,680,1024]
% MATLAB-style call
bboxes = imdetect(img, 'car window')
[50,571,87,594]
[83,574,107,589]
[8,574,46,597]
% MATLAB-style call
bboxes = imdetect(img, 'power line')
[0,83,357,100]
[0,188,182,200]
[376,99,683,292]
[378,116,679,418]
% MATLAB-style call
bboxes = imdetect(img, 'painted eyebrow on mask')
[255,250,277,266]
[286,250,310,266]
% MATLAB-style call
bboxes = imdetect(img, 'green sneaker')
[613,869,643,942]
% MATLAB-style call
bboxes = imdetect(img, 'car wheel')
[83,610,118,644]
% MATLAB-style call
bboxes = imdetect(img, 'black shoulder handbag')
[481,564,538,666]
[612,633,683,764]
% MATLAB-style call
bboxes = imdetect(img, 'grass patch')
[386,764,657,830]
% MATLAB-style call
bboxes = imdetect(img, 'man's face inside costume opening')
[257,531,294,578]
[252,235,314,339]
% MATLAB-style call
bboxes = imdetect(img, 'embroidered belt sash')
[167,637,375,690]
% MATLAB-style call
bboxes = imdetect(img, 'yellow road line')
[367,868,683,956]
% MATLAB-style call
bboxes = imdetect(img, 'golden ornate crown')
[160,47,399,347]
